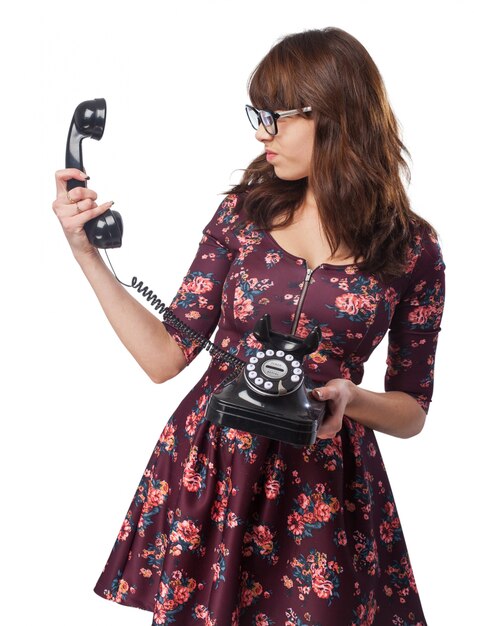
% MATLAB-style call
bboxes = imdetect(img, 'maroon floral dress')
[93,192,445,625]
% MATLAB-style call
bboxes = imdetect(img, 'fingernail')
[84,176,90,180]
[109,201,115,206]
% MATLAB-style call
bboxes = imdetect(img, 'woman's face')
[255,111,315,180]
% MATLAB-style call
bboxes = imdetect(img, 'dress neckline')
[262,229,365,272]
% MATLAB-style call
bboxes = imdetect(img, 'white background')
[1,1,475,624]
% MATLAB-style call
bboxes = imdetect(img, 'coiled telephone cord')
[104,250,245,386]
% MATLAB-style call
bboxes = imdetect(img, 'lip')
[265,150,278,160]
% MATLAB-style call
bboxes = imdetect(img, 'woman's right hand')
[52,168,114,259]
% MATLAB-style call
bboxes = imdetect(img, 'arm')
[53,169,237,384]
[313,227,446,440]
[53,169,185,384]
[313,382,426,439]
[77,193,237,383]
[74,249,187,384]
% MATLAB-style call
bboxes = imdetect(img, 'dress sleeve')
[161,193,239,366]
[384,227,446,413]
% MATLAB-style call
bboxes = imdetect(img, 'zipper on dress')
[291,265,314,335]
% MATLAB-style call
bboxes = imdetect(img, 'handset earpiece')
[65,98,123,248]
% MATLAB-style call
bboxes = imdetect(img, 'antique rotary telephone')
[64,98,326,447]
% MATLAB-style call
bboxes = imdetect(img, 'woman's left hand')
[312,379,357,440]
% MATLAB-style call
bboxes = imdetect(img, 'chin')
[272,165,307,181]
[274,172,307,181]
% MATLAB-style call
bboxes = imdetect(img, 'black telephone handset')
[65,98,123,248]
[65,98,326,448]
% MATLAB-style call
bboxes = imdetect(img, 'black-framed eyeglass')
[245,104,313,136]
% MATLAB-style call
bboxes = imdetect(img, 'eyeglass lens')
[246,107,276,135]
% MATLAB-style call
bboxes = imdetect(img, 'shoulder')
[202,192,248,247]
[403,221,446,279]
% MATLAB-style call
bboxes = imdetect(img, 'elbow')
[150,373,166,385]
[400,410,427,439]
[149,370,174,385]
[148,361,185,384]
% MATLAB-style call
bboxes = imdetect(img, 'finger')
[74,199,113,219]
[313,386,336,402]
[72,198,98,213]
[52,199,109,223]
[316,412,342,440]
[62,201,115,231]
[63,186,98,204]
[53,196,97,217]
[55,168,89,195]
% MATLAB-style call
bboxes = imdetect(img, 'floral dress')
[93,192,445,625]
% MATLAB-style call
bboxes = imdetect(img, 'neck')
[296,187,319,218]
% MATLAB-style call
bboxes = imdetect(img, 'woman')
[52,27,444,626]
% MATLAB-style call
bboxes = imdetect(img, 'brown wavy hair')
[224,27,436,280]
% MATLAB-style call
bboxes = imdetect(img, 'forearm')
[345,382,426,439]
[74,249,187,383]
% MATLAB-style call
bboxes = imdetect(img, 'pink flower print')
[185,275,215,295]
[174,584,192,604]
[315,502,332,523]
[117,517,132,541]
[379,521,393,544]
[211,499,227,524]
[264,478,280,499]
[265,251,281,266]
[117,578,129,596]
[414,279,426,294]
[195,604,208,619]
[335,293,362,315]
[287,511,305,536]
[177,520,201,549]
[408,305,433,326]
[147,485,167,507]
[311,573,334,599]
[227,511,239,528]
[297,493,310,509]
[252,525,274,555]
[337,530,347,546]
[384,501,395,517]
[234,287,254,321]
[384,287,398,303]
[245,333,263,351]
[182,466,202,493]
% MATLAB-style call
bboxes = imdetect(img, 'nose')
[255,123,273,143]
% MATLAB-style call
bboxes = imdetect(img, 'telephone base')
[205,380,326,448]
